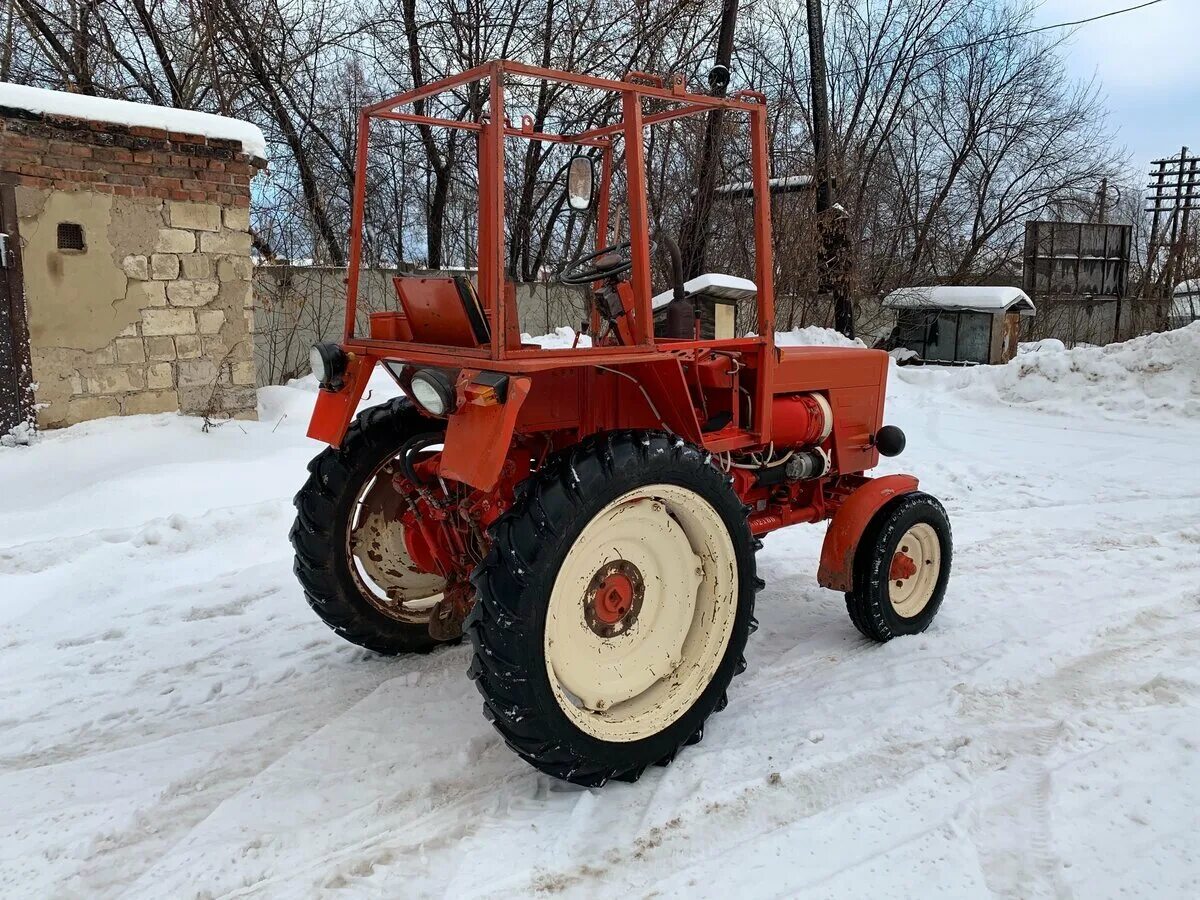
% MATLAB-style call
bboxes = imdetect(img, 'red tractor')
[292,61,951,785]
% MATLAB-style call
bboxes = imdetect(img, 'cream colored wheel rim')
[544,484,738,742]
[347,459,445,623]
[888,523,941,618]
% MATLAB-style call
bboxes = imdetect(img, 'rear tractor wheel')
[467,433,760,786]
[845,492,952,642]
[291,398,454,655]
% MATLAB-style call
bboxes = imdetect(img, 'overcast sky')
[1033,0,1199,174]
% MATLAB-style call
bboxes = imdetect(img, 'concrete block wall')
[0,102,265,427]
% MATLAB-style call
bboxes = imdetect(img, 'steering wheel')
[558,242,635,285]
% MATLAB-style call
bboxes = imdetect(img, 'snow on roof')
[883,285,1036,315]
[652,273,757,310]
[0,82,267,159]
[711,174,813,198]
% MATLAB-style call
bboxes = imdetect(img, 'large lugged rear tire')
[845,491,952,643]
[290,397,450,655]
[466,432,760,786]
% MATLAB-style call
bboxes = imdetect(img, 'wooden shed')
[881,286,1037,365]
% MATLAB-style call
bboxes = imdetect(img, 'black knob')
[875,425,906,457]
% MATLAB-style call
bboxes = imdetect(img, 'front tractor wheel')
[290,398,451,655]
[467,433,759,786]
[845,492,952,642]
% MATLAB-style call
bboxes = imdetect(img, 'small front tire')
[845,491,952,642]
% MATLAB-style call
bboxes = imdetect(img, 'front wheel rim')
[887,522,941,618]
[544,484,738,742]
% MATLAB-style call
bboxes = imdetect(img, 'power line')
[792,0,1167,83]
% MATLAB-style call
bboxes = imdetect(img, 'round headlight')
[310,342,347,388]
[409,368,456,417]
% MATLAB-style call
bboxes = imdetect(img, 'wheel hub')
[889,550,918,583]
[584,560,644,637]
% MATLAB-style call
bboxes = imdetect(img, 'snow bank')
[0,81,267,159]
[897,323,1200,420]
[520,326,593,349]
[774,326,866,348]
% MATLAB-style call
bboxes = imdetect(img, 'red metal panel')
[817,474,919,591]
[438,375,532,490]
[306,354,374,446]
[617,360,702,442]
[391,277,486,346]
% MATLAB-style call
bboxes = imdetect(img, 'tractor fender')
[438,374,532,491]
[306,354,375,447]
[817,474,920,592]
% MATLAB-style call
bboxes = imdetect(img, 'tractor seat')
[650,273,757,311]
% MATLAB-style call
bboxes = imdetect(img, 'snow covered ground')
[2,326,1199,898]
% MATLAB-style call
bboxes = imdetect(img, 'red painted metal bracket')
[306,354,374,447]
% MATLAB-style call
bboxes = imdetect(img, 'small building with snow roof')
[0,83,266,433]
[881,285,1036,365]
[1170,280,1200,331]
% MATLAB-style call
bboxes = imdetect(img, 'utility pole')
[806,0,832,214]
[680,0,738,281]
[806,0,854,338]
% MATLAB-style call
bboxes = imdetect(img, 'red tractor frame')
[293,60,952,786]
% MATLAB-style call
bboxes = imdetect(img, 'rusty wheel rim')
[346,455,445,624]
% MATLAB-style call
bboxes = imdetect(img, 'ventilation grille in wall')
[57,223,86,251]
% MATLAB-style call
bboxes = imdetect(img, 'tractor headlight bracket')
[310,342,348,390]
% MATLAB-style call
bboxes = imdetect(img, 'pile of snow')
[520,326,592,349]
[897,323,1200,420]
[2,422,36,448]
[775,326,866,348]
[1018,338,1066,355]
[0,81,267,159]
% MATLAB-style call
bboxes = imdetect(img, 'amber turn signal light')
[465,372,509,406]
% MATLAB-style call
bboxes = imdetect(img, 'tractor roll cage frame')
[341,61,776,381]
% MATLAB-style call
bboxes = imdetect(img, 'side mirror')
[566,155,594,212]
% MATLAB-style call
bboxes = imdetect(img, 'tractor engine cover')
[771,392,833,448]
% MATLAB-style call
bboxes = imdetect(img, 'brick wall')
[1,105,266,427]
[0,105,260,206]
